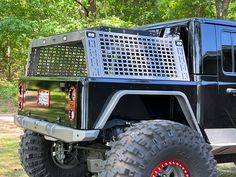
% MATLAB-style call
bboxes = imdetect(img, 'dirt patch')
[0,96,17,114]
[0,120,23,138]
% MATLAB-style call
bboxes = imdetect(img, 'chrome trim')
[81,86,86,129]
[80,80,89,129]
[205,128,236,146]
[195,75,201,123]
[205,128,236,155]
[14,115,99,143]
[94,90,202,135]
[44,136,57,141]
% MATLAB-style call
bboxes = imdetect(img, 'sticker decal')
[38,90,50,107]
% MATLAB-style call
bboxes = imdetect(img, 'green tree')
[0,17,33,80]
[0,0,236,81]
[0,0,81,81]
[100,0,161,25]
[226,0,235,20]
[159,0,215,21]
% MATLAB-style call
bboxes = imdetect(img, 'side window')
[149,26,189,63]
[201,24,217,75]
[148,25,194,74]
[233,34,236,72]
[222,31,236,73]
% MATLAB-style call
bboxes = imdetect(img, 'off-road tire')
[99,120,217,177]
[19,130,89,177]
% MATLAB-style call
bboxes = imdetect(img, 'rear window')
[221,31,236,73]
[149,26,189,60]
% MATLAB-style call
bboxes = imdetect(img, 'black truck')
[15,18,236,177]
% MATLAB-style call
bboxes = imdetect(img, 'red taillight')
[68,86,76,123]
[18,83,24,111]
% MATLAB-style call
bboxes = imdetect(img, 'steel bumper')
[14,115,99,143]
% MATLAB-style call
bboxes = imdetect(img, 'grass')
[0,121,26,177]
[218,163,236,177]
[0,137,27,177]
[0,81,18,101]
[0,127,27,177]
[0,80,18,114]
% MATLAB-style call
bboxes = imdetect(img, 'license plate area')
[38,90,50,107]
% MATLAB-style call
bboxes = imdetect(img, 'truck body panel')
[19,77,83,128]
[15,18,236,154]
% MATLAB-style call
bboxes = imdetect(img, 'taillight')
[68,86,76,123]
[18,83,24,111]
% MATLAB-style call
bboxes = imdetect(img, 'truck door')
[216,25,236,128]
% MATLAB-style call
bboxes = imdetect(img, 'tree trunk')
[6,46,12,81]
[103,0,107,17]
[215,0,231,19]
[75,0,96,18]
[89,0,96,17]
[6,64,12,81]
[74,0,89,17]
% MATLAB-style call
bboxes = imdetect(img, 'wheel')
[99,120,217,177]
[19,130,90,177]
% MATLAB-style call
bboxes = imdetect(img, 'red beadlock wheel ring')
[150,160,191,177]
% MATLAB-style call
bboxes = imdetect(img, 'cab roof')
[136,18,236,30]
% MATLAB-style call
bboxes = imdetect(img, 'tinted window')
[222,32,235,72]
[149,26,189,62]
[201,24,217,75]
[148,26,193,73]
[233,33,236,72]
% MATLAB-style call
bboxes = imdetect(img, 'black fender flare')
[94,90,202,136]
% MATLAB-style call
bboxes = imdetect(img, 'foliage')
[0,80,18,113]
[159,0,215,21]
[0,0,81,81]
[100,0,161,25]
[0,0,234,81]
[86,16,135,28]
[228,0,236,20]
[0,80,18,99]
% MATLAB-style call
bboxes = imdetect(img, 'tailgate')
[18,77,81,128]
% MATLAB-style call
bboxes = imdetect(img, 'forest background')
[0,0,233,112]
[1,2,236,176]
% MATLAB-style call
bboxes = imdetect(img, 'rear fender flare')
[94,90,202,136]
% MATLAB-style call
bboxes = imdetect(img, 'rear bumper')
[14,115,99,143]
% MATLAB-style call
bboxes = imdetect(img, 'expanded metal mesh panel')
[86,31,189,81]
[27,28,189,81]
[27,43,87,77]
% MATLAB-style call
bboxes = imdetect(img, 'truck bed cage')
[27,27,189,81]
